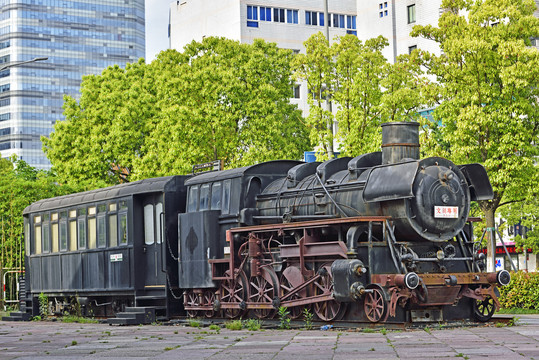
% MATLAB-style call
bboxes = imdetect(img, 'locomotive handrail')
[315,173,348,217]
[384,220,406,274]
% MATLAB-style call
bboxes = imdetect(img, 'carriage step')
[107,307,155,325]
[2,311,32,321]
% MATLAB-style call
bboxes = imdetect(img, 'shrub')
[498,271,539,310]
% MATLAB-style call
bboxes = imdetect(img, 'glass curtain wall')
[0,0,145,169]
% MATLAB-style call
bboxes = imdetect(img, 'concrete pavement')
[1,316,538,359]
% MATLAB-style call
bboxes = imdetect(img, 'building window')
[260,6,271,21]
[274,8,285,23]
[286,9,298,24]
[306,11,318,26]
[408,45,417,54]
[293,85,300,99]
[247,5,258,27]
[384,10,388,16]
[384,2,388,7]
[379,11,383,18]
[408,4,416,24]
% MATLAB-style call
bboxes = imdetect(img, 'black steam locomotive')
[8,122,510,324]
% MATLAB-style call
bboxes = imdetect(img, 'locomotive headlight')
[496,270,511,286]
[436,249,445,261]
[404,272,420,290]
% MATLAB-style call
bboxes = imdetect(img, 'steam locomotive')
[9,122,509,324]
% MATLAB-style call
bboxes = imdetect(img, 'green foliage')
[498,271,539,310]
[225,320,243,330]
[278,306,291,329]
[0,157,77,269]
[60,315,98,324]
[38,292,49,318]
[209,324,220,331]
[44,37,309,186]
[187,318,201,328]
[293,33,426,160]
[302,308,314,330]
[243,318,261,331]
[412,0,539,246]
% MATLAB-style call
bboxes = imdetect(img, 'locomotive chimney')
[381,122,420,164]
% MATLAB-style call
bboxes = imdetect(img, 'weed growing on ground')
[303,308,314,330]
[278,307,291,329]
[225,320,243,330]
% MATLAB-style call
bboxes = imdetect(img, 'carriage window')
[42,223,50,253]
[25,221,30,256]
[51,223,59,253]
[51,212,59,253]
[119,212,128,245]
[109,214,118,247]
[34,224,42,255]
[199,184,210,211]
[69,210,76,218]
[156,202,163,244]
[97,214,106,248]
[144,204,155,245]
[60,220,68,251]
[88,217,96,249]
[98,204,106,213]
[78,218,87,249]
[120,200,128,209]
[211,182,222,210]
[109,203,117,212]
[69,220,77,251]
[187,186,199,212]
[88,206,96,216]
[222,179,231,214]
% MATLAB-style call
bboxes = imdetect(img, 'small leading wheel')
[473,296,495,322]
[313,263,347,321]
[364,286,387,323]
[249,267,279,319]
[185,290,199,318]
[219,270,248,319]
[202,290,216,318]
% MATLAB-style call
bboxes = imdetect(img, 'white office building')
[169,0,357,112]
[356,0,443,62]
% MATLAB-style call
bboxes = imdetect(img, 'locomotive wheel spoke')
[202,290,216,318]
[473,295,495,322]
[312,263,346,322]
[364,287,387,323]
[279,269,308,320]
[249,268,278,319]
[219,270,248,319]
[185,290,199,318]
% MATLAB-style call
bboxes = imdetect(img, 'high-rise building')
[0,0,145,170]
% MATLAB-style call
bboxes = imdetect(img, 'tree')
[412,0,539,267]
[0,158,76,269]
[292,33,335,159]
[43,37,309,186]
[293,33,425,158]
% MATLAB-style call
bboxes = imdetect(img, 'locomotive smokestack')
[381,122,420,164]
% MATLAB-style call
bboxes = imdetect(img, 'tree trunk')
[480,200,498,273]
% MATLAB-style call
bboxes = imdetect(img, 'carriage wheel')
[473,295,495,322]
[249,267,278,319]
[202,290,216,318]
[184,290,199,318]
[364,286,387,323]
[313,263,346,321]
[219,270,248,319]
[280,266,309,319]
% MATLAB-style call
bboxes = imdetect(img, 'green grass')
[61,315,98,324]
[497,308,539,314]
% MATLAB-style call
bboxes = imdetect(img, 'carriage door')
[143,195,165,288]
